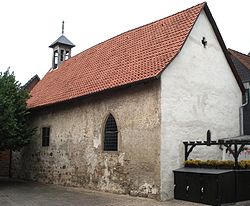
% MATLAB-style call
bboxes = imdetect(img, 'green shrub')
[238,160,250,169]
[184,159,235,169]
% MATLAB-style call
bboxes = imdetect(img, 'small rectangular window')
[42,127,50,147]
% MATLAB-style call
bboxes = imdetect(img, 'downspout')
[240,89,248,136]
[223,89,248,160]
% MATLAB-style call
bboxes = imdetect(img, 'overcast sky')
[1,0,250,84]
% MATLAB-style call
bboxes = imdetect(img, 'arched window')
[104,114,118,151]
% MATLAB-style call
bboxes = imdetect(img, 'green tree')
[0,69,34,151]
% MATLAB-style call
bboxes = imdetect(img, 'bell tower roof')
[49,34,75,48]
[49,21,75,69]
[49,21,75,48]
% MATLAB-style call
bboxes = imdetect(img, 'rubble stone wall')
[12,80,161,199]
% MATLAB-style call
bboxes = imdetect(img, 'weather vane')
[62,21,64,35]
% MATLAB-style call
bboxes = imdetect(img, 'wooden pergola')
[183,130,250,168]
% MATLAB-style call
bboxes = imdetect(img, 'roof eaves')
[28,76,158,111]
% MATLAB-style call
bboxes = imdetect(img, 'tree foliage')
[0,69,34,151]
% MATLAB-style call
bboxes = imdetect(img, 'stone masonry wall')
[12,80,161,199]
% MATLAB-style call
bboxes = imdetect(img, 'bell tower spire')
[49,21,75,69]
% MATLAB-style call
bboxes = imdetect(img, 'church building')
[13,2,243,200]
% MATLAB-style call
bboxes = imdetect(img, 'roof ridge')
[115,2,206,38]
[71,2,206,60]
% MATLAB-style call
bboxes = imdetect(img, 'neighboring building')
[13,3,243,200]
[228,49,250,85]
[228,49,250,135]
[23,74,40,92]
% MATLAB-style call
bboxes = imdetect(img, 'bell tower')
[49,21,75,69]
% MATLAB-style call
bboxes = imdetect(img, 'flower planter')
[184,160,235,169]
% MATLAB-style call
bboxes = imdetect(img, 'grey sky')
[0,0,249,84]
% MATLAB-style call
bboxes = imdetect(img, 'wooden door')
[0,150,10,176]
[174,172,188,200]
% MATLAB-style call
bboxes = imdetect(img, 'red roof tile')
[28,3,205,109]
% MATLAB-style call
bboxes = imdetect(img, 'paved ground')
[0,178,249,206]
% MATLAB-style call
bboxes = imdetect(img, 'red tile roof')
[28,3,206,109]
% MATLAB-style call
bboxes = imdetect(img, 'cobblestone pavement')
[0,178,249,206]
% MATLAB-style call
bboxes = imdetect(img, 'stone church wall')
[12,80,161,198]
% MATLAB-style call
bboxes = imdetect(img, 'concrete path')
[0,178,248,206]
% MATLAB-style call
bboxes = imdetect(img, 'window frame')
[42,127,50,147]
[103,113,119,152]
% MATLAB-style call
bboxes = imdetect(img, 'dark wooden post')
[207,130,211,146]
[184,142,188,161]
[234,143,238,169]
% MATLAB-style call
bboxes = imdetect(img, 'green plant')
[216,160,234,169]
[185,159,202,167]
[0,69,35,151]
[184,159,235,169]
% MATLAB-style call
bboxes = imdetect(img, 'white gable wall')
[160,10,242,200]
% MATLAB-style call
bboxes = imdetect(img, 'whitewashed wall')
[160,10,242,200]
